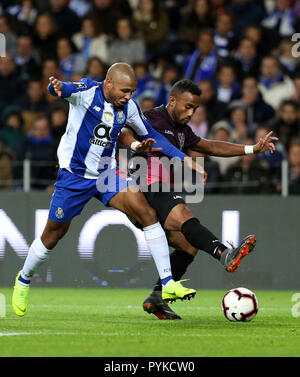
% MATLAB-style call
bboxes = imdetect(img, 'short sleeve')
[126,99,151,136]
[184,127,201,148]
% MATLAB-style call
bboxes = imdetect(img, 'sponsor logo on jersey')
[90,123,112,148]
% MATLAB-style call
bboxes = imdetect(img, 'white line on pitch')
[0,332,292,338]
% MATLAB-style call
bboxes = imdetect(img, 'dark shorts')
[129,181,186,230]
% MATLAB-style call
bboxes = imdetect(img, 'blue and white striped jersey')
[48,79,186,179]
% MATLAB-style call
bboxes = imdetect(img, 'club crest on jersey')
[55,207,64,219]
[90,123,112,148]
[116,110,125,124]
[178,133,185,150]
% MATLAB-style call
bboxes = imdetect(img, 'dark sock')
[154,249,194,292]
[181,217,227,260]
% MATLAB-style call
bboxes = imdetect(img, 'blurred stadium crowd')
[0,0,299,194]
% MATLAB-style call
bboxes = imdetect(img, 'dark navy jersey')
[128,105,201,185]
[144,105,201,156]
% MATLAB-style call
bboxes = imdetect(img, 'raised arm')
[190,131,278,157]
[48,76,98,103]
[48,76,83,98]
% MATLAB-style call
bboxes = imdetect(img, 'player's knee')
[178,206,194,226]
[165,205,194,230]
[42,236,57,250]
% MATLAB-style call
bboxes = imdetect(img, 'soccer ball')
[222,287,258,322]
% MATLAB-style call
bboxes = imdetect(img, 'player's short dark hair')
[170,79,202,97]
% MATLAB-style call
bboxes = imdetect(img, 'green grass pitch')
[0,288,299,357]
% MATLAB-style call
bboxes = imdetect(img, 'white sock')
[143,222,173,287]
[19,238,50,286]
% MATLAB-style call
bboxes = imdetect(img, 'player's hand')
[135,139,163,153]
[49,76,63,97]
[183,156,207,185]
[253,131,278,154]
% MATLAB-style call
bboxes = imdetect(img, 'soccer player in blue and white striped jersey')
[12,63,197,316]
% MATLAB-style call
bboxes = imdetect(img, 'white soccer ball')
[222,287,258,322]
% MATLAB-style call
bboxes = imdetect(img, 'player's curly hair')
[170,79,202,97]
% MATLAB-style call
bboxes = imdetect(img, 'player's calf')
[181,217,227,259]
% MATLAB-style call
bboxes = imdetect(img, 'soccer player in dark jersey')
[119,79,278,320]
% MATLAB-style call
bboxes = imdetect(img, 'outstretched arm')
[190,131,278,157]
[48,76,98,103]
[119,127,163,153]
[48,76,81,98]
[120,126,205,178]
